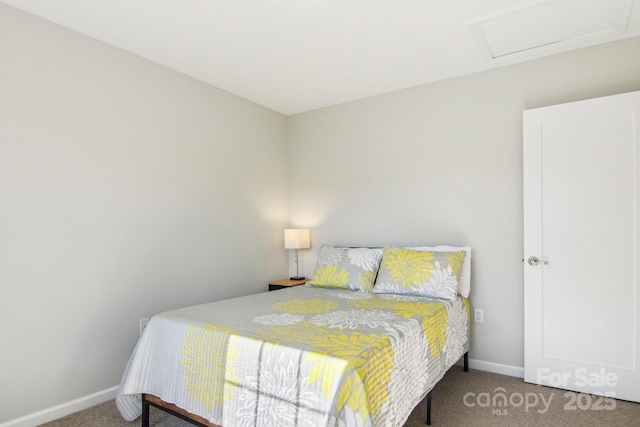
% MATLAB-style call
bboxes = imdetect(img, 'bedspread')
[116,285,469,427]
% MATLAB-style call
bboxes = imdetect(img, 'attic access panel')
[470,0,633,61]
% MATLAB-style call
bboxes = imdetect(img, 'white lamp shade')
[284,229,311,249]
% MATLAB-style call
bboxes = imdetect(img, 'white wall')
[287,37,640,370]
[0,4,288,423]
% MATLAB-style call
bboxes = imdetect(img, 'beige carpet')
[40,368,640,426]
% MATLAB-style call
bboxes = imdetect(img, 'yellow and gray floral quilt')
[117,286,469,426]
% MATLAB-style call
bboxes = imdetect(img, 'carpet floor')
[40,368,640,426]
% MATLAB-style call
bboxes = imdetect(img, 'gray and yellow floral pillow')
[307,245,384,292]
[372,246,466,300]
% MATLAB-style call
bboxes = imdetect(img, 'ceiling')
[3,0,640,115]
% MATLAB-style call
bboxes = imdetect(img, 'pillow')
[408,246,471,297]
[372,246,466,300]
[307,245,383,292]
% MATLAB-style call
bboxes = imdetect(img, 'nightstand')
[268,278,307,291]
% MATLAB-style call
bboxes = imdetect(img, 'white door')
[523,91,640,403]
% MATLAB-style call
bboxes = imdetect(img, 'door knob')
[528,256,548,266]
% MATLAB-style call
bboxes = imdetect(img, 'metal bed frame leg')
[426,352,468,425]
[142,394,150,427]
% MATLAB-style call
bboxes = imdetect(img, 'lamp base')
[289,276,305,280]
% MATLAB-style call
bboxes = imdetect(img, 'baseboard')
[0,386,119,427]
[466,358,525,378]
[1,359,523,427]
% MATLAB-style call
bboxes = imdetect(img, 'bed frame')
[141,352,469,427]
[142,394,219,427]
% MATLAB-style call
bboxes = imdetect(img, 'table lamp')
[284,229,311,280]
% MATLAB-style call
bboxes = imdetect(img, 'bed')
[116,245,471,427]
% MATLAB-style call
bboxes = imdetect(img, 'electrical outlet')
[139,318,149,335]
[474,309,484,323]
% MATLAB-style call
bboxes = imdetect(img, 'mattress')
[116,285,470,427]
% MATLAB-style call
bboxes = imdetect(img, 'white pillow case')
[408,246,471,297]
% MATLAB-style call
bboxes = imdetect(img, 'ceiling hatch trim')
[469,0,633,63]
